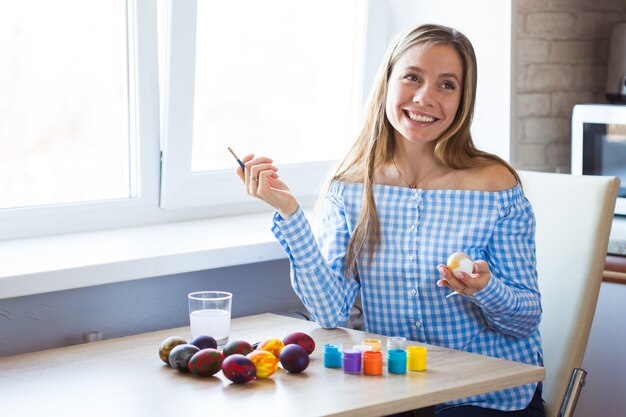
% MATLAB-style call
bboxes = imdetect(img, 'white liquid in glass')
[189,309,231,344]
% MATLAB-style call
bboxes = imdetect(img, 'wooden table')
[0,313,544,417]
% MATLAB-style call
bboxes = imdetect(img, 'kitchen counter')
[606,216,626,284]
[608,216,626,256]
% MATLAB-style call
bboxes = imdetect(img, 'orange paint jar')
[362,350,383,376]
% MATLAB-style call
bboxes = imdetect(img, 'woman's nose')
[413,85,434,107]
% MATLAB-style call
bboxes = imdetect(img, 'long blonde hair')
[330,24,519,278]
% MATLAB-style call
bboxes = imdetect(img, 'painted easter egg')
[446,252,473,275]
[279,344,310,373]
[283,331,315,355]
[256,338,284,359]
[168,344,200,372]
[223,339,254,357]
[159,336,187,364]
[222,354,257,384]
[247,350,278,379]
[188,348,224,377]
[190,334,217,350]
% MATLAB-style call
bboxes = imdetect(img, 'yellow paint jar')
[407,346,427,371]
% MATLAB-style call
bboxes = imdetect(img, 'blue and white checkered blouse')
[272,180,543,411]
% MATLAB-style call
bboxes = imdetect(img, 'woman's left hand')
[436,260,491,296]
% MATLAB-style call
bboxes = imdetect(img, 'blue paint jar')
[388,349,407,374]
[323,343,342,368]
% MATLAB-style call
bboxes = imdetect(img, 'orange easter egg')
[247,350,278,379]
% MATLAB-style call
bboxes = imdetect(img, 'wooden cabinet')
[604,254,626,284]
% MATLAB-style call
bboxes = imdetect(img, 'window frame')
[0,0,162,240]
[0,0,368,240]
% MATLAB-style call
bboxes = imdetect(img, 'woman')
[236,24,544,416]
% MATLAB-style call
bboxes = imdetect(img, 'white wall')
[364,0,512,161]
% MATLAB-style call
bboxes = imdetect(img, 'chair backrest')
[518,171,619,417]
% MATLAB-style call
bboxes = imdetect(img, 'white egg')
[446,252,473,275]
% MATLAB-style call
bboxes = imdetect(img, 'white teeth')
[408,112,435,123]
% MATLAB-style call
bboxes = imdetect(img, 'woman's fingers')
[437,264,469,294]
[245,155,273,171]
[249,163,278,182]
[256,169,276,194]
[241,155,274,192]
[437,260,491,296]
[247,163,278,196]
[233,153,298,217]
[473,260,490,275]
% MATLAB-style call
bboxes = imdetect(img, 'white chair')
[519,171,619,417]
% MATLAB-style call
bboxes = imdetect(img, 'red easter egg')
[283,332,315,355]
[223,340,254,357]
[222,354,257,384]
[188,348,224,377]
[190,334,218,350]
[279,344,310,373]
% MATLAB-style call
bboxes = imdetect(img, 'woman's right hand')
[235,153,299,218]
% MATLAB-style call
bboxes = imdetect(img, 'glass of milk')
[188,291,233,346]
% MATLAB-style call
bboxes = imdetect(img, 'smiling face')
[385,43,463,147]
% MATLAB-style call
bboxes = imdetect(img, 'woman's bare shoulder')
[461,164,518,192]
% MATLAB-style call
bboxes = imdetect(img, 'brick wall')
[513,0,626,172]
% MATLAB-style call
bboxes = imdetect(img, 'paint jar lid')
[387,336,406,350]
[407,346,427,356]
[362,338,382,351]
[352,344,374,353]
[388,348,407,358]
[342,350,362,359]
[363,350,383,360]
[324,343,342,352]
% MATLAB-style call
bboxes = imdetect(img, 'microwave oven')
[571,104,626,216]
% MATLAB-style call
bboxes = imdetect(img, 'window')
[0,0,367,239]
[160,0,366,209]
[0,0,160,240]
[0,1,131,209]
[192,1,363,171]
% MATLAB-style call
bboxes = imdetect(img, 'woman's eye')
[442,81,456,90]
[404,74,419,82]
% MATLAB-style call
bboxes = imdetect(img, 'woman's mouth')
[405,110,437,123]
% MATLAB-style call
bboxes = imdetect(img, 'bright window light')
[190,0,363,172]
[0,0,132,209]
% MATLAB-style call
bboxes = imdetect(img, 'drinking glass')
[188,291,232,346]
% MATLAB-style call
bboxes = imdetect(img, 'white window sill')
[0,210,298,300]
